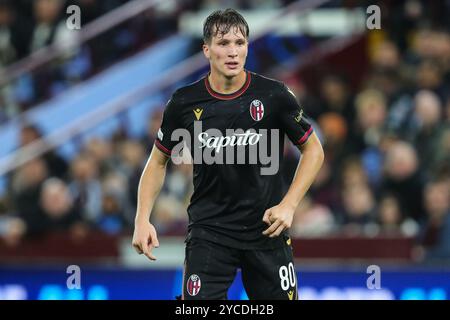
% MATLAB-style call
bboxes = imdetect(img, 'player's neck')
[208,70,247,94]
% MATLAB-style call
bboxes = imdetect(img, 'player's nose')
[228,46,238,57]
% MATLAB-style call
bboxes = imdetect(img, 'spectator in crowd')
[319,74,355,129]
[353,89,388,188]
[340,157,369,189]
[290,195,336,237]
[96,188,127,235]
[19,123,68,179]
[376,193,418,237]
[417,178,450,261]
[30,0,73,52]
[366,65,406,106]
[415,59,448,103]
[0,196,26,246]
[353,89,387,150]
[11,157,49,224]
[317,112,349,172]
[430,125,450,178]
[370,40,401,71]
[332,157,378,234]
[338,183,377,235]
[382,140,425,222]
[101,170,133,226]
[0,214,26,245]
[151,194,187,236]
[25,177,86,236]
[30,0,80,101]
[83,138,116,177]
[68,153,102,222]
[412,90,445,172]
[0,0,31,67]
[115,140,146,218]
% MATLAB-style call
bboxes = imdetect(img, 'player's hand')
[132,220,159,261]
[262,203,295,238]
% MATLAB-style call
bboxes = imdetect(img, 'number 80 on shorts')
[279,262,297,291]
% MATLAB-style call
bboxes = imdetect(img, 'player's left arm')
[262,132,324,237]
[263,83,324,238]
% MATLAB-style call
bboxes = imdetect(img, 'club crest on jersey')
[186,274,202,296]
[249,100,264,122]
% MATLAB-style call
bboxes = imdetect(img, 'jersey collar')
[205,70,251,100]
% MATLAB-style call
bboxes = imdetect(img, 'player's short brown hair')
[203,8,249,44]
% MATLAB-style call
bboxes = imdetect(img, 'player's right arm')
[132,145,170,261]
[132,91,181,260]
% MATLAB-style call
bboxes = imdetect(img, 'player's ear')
[203,43,210,60]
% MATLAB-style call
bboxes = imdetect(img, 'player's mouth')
[225,62,239,69]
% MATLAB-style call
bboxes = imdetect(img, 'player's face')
[203,26,248,79]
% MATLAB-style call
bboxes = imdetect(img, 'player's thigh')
[183,238,239,300]
[241,240,298,300]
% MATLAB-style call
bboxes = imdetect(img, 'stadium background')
[0,0,449,300]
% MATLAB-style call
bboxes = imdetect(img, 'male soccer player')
[132,9,324,300]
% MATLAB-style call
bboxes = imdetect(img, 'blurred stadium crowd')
[0,0,449,262]
[0,0,197,120]
[0,0,295,121]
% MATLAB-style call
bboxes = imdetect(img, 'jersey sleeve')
[154,92,181,156]
[278,83,313,147]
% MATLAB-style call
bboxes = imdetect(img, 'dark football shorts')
[181,235,298,300]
